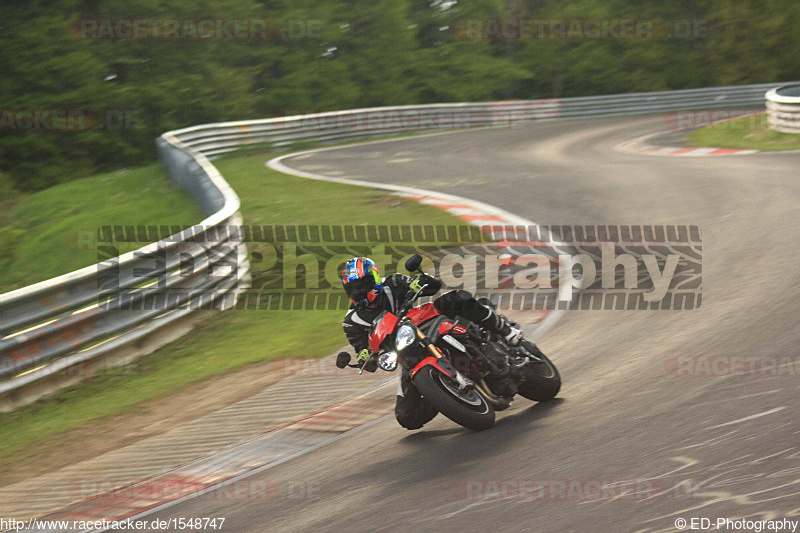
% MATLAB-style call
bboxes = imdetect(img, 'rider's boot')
[497,316,524,346]
[476,298,523,346]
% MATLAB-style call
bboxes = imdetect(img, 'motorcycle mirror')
[378,351,399,372]
[405,254,423,273]
[336,352,351,369]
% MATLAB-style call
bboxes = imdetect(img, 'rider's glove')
[409,274,441,296]
[356,348,370,363]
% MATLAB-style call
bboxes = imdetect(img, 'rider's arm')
[418,274,442,296]
[385,273,442,299]
[342,308,370,353]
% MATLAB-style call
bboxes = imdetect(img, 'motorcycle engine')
[479,342,518,396]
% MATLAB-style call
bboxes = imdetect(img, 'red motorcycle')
[337,254,561,431]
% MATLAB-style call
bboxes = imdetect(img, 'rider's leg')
[434,290,523,345]
[394,374,438,430]
[474,297,525,346]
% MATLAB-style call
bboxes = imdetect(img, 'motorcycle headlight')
[396,323,416,351]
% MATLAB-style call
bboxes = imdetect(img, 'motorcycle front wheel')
[413,366,495,431]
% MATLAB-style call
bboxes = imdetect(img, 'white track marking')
[708,407,786,429]
[267,135,577,340]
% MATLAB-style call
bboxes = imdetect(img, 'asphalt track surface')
[150,115,800,532]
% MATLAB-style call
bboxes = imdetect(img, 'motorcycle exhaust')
[475,378,509,410]
[473,378,500,405]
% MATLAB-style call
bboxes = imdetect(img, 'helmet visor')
[343,271,380,302]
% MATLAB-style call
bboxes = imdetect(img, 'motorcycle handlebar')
[399,282,428,316]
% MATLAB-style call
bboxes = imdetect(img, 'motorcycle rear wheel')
[413,366,495,431]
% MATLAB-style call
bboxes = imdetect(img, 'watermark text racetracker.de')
[1,517,226,531]
[666,355,800,377]
[664,109,767,132]
[90,224,702,312]
[70,18,321,40]
[72,477,320,502]
[0,109,139,131]
[261,103,561,130]
[454,18,708,40]
[456,478,664,501]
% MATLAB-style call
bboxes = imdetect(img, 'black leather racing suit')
[342,273,503,430]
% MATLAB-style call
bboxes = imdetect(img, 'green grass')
[0,311,344,459]
[0,164,204,294]
[688,113,800,151]
[0,150,475,460]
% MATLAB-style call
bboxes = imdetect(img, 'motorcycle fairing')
[369,312,398,353]
[410,355,458,379]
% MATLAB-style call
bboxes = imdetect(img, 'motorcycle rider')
[339,256,525,430]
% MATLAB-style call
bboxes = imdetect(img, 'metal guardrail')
[170,82,791,158]
[0,131,251,411]
[766,85,800,134]
[0,81,795,411]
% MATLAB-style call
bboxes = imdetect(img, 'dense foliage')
[1,0,798,191]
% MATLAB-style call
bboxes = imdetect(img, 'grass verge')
[0,164,203,294]
[0,149,475,466]
[688,113,800,151]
